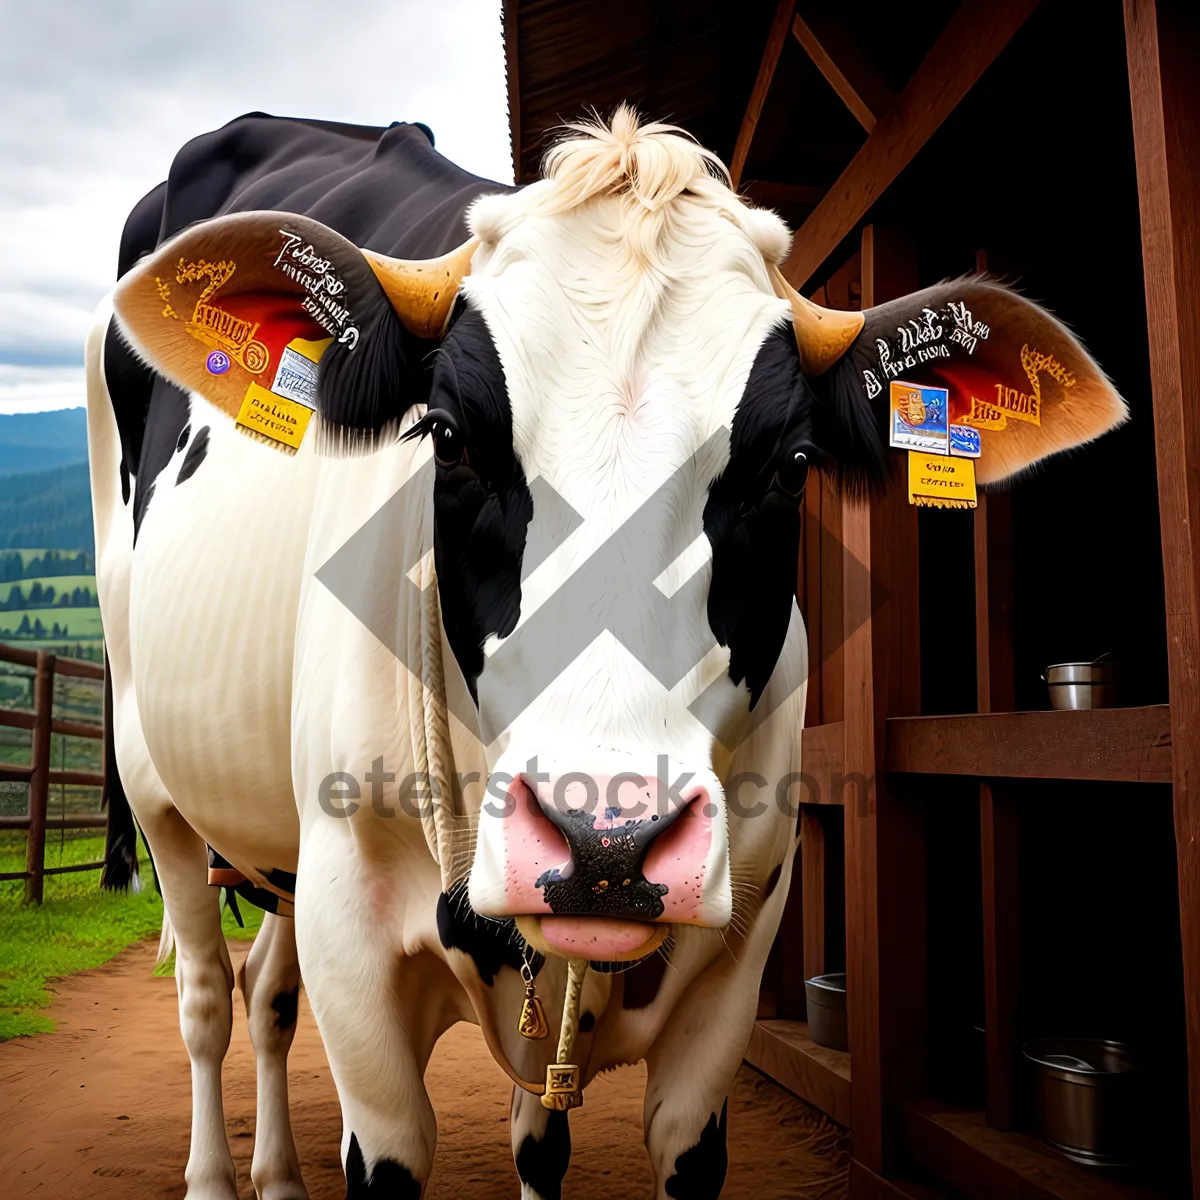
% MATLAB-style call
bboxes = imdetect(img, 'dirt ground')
[0,939,850,1199]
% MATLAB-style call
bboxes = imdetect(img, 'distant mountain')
[0,462,94,551]
[0,409,89,476]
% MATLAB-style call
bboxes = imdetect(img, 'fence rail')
[0,642,106,901]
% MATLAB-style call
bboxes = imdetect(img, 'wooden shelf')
[906,1102,1169,1200]
[801,720,845,804]
[885,706,1172,784]
[744,1018,851,1127]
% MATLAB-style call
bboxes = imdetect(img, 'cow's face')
[113,110,1127,965]
[423,164,829,961]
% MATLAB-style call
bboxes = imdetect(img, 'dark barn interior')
[507,1,1199,1197]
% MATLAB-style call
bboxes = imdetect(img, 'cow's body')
[92,110,1125,1200]
[91,114,803,1200]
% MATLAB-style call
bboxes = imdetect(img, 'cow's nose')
[525,772,712,921]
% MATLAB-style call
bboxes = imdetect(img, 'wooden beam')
[503,0,522,183]
[784,0,1040,289]
[886,705,1173,783]
[906,1103,1166,1200]
[844,226,925,1173]
[730,0,796,187]
[791,9,896,132]
[1124,0,1200,1190]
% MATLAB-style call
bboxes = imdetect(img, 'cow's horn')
[770,266,865,375]
[362,237,480,340]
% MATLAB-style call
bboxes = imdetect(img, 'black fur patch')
[763,863,782,900]
[345,1132,420,1198]
[261,867,297,895]
[578,1010,595,1033]
[515,1110,571,1200]
[271,985,300,1031]
[435,881,538,986]
[664,1101,728,1200]
[622,950,668,1010]
[100,656,139,891]
[176,425,210,485]
[418,304,532,700]
[704,326,816,705]
[131,378,190,544]
[316,282,426,454]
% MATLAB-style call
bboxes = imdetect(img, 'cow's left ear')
[798,277,1128,487]
[113,210,475,453]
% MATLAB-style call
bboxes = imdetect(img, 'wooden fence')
[0,642,106,903]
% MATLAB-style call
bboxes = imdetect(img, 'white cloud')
[0,365,86,414]
[1,0,512,410]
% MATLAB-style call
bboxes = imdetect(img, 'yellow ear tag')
[234,335,333,455]
[907,451,977,509]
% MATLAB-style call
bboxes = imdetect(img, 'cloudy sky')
[0,0,511,414]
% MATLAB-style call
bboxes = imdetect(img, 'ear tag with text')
[907,451,977,509]
[889,381,949,454]
[235,335,333,455]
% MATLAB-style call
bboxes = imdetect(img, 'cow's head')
[114,108,1126,963]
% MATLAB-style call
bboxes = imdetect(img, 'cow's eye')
[428,411,468,468]
[773,448,809,498]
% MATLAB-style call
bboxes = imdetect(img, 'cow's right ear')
[113,211,474,453]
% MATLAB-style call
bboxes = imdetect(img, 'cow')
[89,106,1126,1199]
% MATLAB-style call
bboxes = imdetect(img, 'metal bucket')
[1023,1038,1144,1166]
[805,973,847,1051]
[1044,659,1118,710]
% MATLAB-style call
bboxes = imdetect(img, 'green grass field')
[0,607,104,639]
[0,831,262,1040]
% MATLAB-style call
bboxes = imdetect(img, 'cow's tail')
[155,909,176,969]
[100,656,140,892]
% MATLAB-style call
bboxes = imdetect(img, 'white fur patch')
[739,205,791,266]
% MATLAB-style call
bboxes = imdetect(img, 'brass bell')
[541,1063,583,1111]
[518,955,548,1040]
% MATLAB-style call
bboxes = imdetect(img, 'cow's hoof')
[252,1174,309,1200]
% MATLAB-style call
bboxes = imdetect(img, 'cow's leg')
[142,806,238,1199]
[295,860,446,1197]
[238,913,307,1200]
[642,960,750,1200]
[510,1085,571,1200]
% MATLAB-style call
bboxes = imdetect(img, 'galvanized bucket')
[1043,656,1118,710]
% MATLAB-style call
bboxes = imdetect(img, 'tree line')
[2,615,82,639]
[0,582,96,611]
[0,549,94,583]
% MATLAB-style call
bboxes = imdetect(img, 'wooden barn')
[505,1,1199,1197]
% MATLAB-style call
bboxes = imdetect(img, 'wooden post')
[1124,0,1200,1188]
[844,225,926,1174]
[975,485,1021,1131]
[24,651,55,905]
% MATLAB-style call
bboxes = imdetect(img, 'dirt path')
[0,939,849,1198]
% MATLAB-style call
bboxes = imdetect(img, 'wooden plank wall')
[1124,0,1200,1186]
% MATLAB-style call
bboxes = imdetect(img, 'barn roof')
[502,0,782,185]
